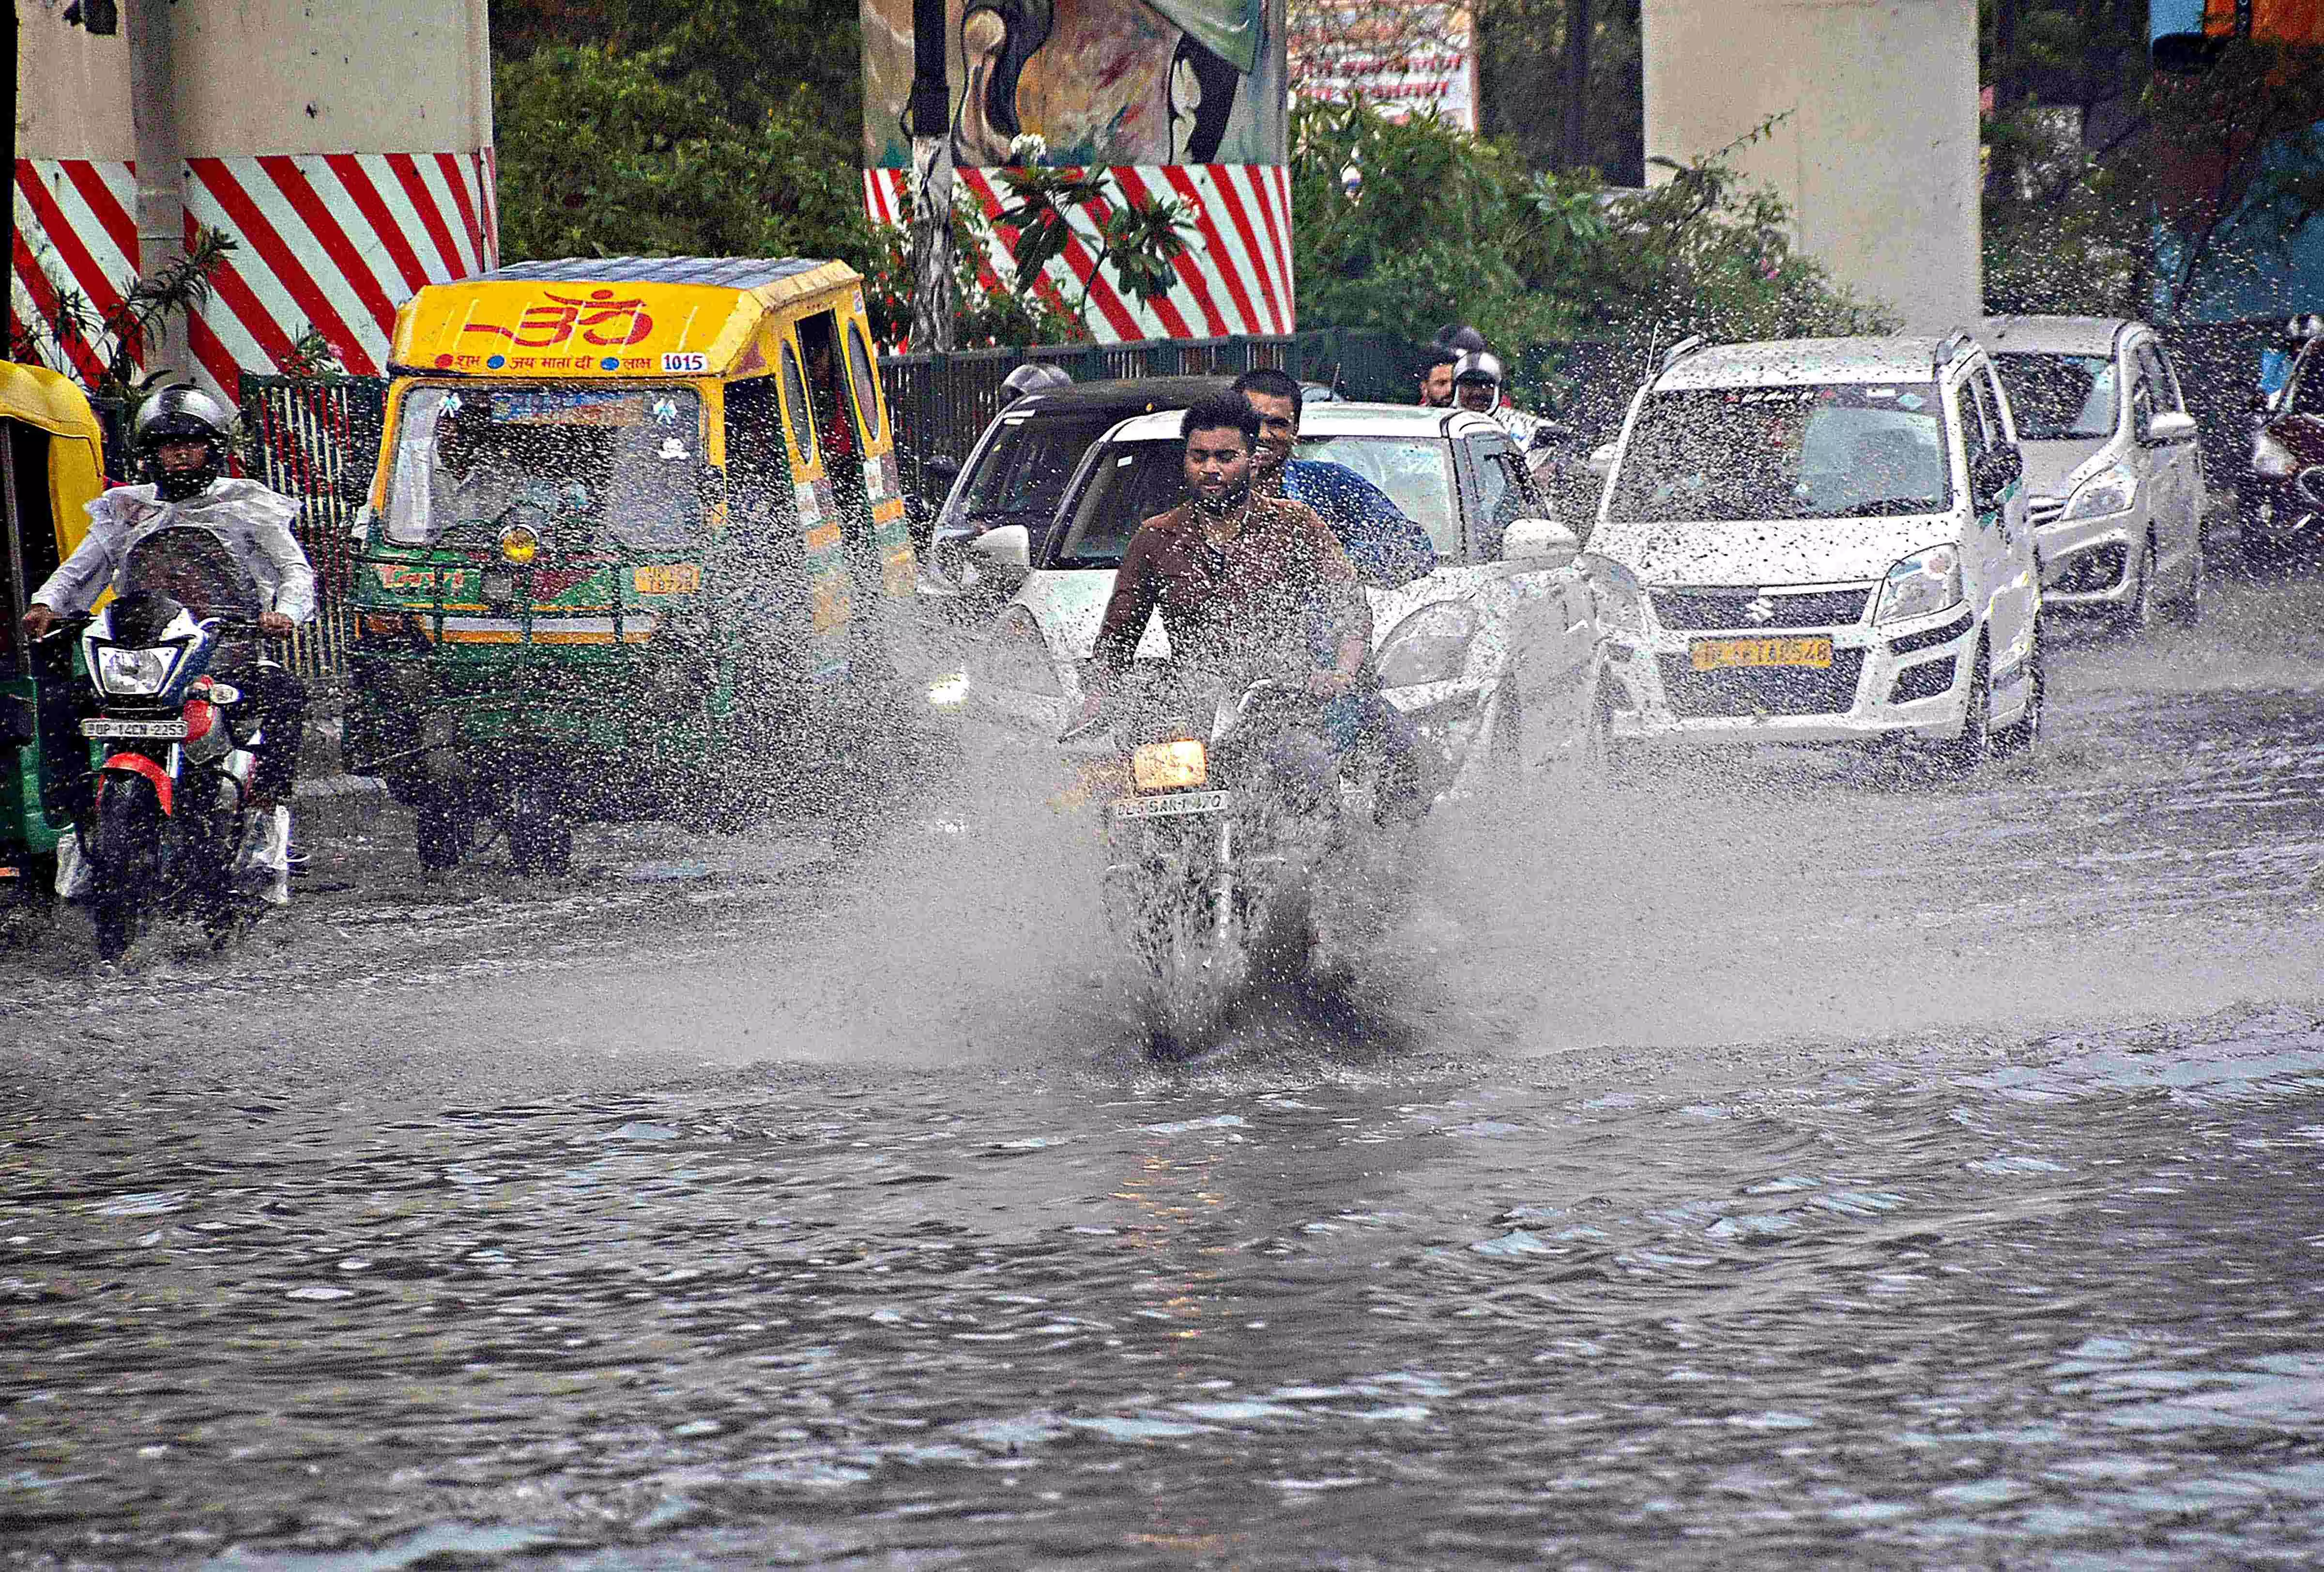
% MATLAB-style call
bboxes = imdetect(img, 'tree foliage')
[1292,99,1892,355]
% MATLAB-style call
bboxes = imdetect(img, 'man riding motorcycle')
[20,385,314,902]
[1074,395,1416,817]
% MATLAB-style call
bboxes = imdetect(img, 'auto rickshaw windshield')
[385,384,708,551]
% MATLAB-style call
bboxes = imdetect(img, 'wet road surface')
[7,573,2324,1567]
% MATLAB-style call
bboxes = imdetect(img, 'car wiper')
[1850,497,1943,516]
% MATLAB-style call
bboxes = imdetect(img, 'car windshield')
[1292,435,1458,554]
[954,413,1118,527]
[1992,353,2116,441]
[385,384,706,550]
[1607,384,1952,523]
[1052,439,1189,569]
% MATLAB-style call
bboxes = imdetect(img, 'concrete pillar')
[1641,0,1981,334]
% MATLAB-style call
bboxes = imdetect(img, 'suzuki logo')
[1742,595,1777,624]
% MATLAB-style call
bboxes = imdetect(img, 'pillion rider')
[1230,367,1436,590]
[20,387,315,893]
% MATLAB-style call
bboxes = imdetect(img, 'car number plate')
[1691,636,1833,671]
[1112,790,1230,821]
[82,717,188,740]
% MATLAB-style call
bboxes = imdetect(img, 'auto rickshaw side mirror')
[970,522,1033,584]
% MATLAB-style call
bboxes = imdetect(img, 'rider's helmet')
[1452,350,1506,412]
[132,385,236,502]
[1000,362,1071,403]
[1436,323,1489,355]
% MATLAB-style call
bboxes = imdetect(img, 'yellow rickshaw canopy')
[390,257,864,380]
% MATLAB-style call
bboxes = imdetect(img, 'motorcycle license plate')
[82,717,188,740]
[1112,790,1230,821]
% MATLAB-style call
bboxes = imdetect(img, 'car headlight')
[94,644,180,696]
[2253,429,2299,481]
[1131,739,1208,791]
[1873,545,1964,626]
[973,608,1063,696]
[2057,463,2138,522]
[1376,601,1480,688]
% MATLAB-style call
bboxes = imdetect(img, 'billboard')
[859,0,1295,341]
[1290,1,1478,133]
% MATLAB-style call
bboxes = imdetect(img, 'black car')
[916,375,1236,604]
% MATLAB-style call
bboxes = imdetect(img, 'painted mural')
[860,0,1287,170]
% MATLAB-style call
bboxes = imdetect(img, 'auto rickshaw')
[344,257,918,872]
[0,363,108,908]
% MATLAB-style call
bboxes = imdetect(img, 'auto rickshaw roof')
[0,359,105,444]
[389,256,865,379]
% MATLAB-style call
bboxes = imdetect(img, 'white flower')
[1009,133,1050,163]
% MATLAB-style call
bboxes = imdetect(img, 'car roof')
[1099,401,1493,444]
[1655,336,1958,390]
[1000,375,1236,418]
[1975,315,2141,355]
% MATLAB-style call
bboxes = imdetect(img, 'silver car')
[1977,316,2205,627]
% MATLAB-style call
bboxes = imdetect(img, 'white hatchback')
[1590,333,2043,768]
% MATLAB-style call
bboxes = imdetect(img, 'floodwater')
[6,575,2324,1568]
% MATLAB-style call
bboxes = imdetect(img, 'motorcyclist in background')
[19,386,314,903]
[1452,350,1549,450]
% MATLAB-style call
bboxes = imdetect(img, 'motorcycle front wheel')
[89,774,165,962]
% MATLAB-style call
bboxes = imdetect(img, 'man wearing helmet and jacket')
[1451,350,1550,450]
[20,386,315,898]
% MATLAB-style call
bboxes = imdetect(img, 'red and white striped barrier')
[863,163,1295,342]
[13,152,497,399]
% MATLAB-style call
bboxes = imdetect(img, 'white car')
[1976,316,2204,627]
[949,402,1636,787]
[1590,333,2043,768]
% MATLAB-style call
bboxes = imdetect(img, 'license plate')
[82,717,187,740]
[1691,636,1833,671]
[633,563,702,594]
[1112,790,1230,821]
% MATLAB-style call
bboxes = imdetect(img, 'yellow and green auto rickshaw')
[344,257,918,872]
[0,363,108,906]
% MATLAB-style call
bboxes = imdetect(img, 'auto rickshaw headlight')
[498,523,541,565]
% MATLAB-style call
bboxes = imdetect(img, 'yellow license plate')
[1691,636,1833,671]
[632,563,702,594]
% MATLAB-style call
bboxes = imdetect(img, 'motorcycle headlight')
[94,644,181,696]
[1376,601,1480,688]
[2058,463,2138,522]
[2253,429,2299,481]
[1873,545,1964,626]
[973,608,1063,697]
[1131,739,1208,791]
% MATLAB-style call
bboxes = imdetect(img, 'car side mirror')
[970,522,1032,584]
[1586,442,1618,478]
[1502,517,1580,561]
[1971,447,2022,510]
[2144,410,2198,448]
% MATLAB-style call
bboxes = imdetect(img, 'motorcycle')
[48,579,290,963]
[1091,670,1392,1057]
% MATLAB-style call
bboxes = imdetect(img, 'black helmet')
[1436,324,1489,355]
[133,385,235,501]
[1452,350,1505,388]
[1000,363,1071,402]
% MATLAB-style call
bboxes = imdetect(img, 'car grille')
[1656,649,1868,718]
[1650,586,1872,630]
[2028,496,2065,527]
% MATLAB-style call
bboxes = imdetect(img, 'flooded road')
[7,574,2324,1567]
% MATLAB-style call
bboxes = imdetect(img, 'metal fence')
[240,375,385,681]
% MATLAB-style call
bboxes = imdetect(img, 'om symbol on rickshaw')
[460,289,656,351]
